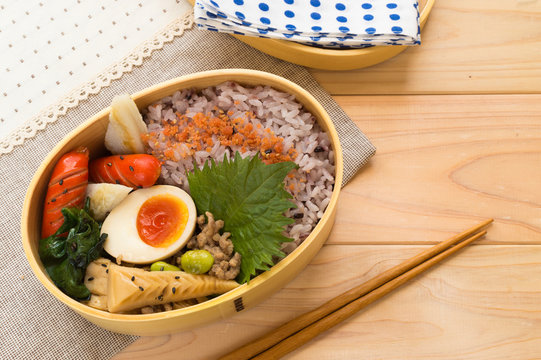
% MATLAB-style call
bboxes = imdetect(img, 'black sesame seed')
[175,276,180,280]
[115,179,120,184]
[101,263,107,267]
[129,166,134,172]
[137,185,143,189]
[59,179,63,185]
[172,287,176,294]
[293,213,304,219]
[51,198,56,202]
[139,286,144,291]
[62,189,68,194]
[314,146,324,153]
[107,162,112,166]
[265,149,272,154]
[87,277,94,281]
[131,276,135,281]
[119,155,124,160]
[158,295,163,301]
[106,269,109,274]
[160,266,164,271]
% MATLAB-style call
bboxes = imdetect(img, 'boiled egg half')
[101,185,197,264]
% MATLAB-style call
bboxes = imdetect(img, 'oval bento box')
[21,69,343,336]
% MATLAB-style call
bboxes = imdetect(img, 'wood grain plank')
[311,0,541,95]
[327,94,541,245]
[114,244,541,360]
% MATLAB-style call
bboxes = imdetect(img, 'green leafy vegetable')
[39,199,106,300]
[187,152,297,283]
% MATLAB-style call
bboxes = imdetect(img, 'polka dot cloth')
[194,0,420,49]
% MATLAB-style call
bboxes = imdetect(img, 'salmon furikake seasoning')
[143,107,298,165]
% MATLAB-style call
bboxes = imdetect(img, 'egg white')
[101,185,197,264]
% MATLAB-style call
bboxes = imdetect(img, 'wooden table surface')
[115,1,541,359]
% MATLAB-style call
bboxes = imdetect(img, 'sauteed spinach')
[39,198,106,300]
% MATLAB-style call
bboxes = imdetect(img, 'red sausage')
[89,154,161,189]
[42,146,89,238]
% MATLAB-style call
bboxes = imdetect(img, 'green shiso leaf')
[187,152,297,283]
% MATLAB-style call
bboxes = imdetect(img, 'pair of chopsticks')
[220,219,493,360]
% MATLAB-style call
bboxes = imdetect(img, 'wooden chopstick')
[220,219,492,360]
[252,229,487,359]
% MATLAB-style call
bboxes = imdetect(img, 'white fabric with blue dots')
[194,0,420,49]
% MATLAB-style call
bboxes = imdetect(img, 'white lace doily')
[0,0,193,154]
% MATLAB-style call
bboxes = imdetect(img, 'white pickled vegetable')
[105,94,148,154]
[86,183,132,221]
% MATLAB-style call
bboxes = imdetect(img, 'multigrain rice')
[142,81,335,254]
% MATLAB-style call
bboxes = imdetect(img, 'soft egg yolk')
[136,194,189,248]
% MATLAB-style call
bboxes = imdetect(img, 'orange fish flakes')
[145,110,296,165]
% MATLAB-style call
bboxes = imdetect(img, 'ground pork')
[182,212,241,280]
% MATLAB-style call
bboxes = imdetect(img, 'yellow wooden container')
[21,69,343,336]
[188,0,434,70]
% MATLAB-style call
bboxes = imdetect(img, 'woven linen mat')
[0,20,375,360]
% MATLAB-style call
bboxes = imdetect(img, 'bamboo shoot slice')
[84,258,111,296]
[107,264,240,313]
[85,294,108,311]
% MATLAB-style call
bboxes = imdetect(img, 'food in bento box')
[101,185,197,264]
[104,94,148,155]
[41,146,90,238]
[85,183,132,221]
[83,258,239,313]
[38,82,335,314]
[142,82,335,250]
[89,154,161,188]
[39,197,106,300]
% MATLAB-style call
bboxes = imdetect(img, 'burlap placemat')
[0,20,375,360]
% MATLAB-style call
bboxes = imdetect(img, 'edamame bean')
[180,250,214,274]
[150,261,180,272]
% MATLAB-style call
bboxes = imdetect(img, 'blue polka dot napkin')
[194,0,420,49]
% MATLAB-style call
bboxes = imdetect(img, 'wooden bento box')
[21,69,343,336]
